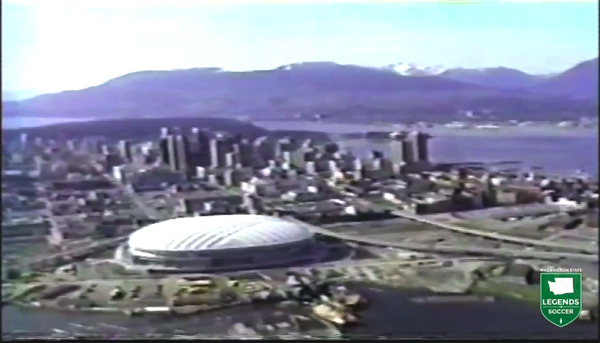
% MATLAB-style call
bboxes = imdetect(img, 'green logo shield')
[540,272,582,327]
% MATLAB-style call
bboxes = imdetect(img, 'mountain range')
[3,57,597,123]
[384,59,597,98]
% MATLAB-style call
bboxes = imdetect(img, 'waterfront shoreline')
[3,117,597,138]
[254,120,598,138]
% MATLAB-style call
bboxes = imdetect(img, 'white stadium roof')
[128,214,314,252]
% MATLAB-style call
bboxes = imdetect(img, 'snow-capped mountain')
[384,63,447,76]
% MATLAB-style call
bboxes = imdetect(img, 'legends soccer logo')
[540,272,582,327]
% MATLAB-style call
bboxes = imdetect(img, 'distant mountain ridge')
[382,59,598,97]
[3,58,597,123]
[439,67,545,90]
[533,58,598,99]
[2,90,44,101]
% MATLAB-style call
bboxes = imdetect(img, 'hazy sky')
[3,0,598,93]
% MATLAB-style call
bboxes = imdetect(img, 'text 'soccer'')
[539,272,583,327]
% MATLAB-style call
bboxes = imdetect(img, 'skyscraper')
[389,131,406,168]
[118,140,133,163]
[159,137,170,166]
[160,127,170,139]
[402,132,418,165]
[19,133,28,149]
[159,127,171,166]
[190,128,212,168]
[209,138,219,169]
[175,134,190,174]
[189,128,201,154]
[237,139,254,167]
[416,132,431,163]
[208,135,233,169]
[167,134,178,171]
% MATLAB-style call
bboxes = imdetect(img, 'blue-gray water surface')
[2,288,597,339]
[255,120,598,175]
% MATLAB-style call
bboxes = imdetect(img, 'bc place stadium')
[115,214,320,272]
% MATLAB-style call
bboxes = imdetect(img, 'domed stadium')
[117,214,318,272]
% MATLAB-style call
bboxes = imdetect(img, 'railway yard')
[2,129,599,338]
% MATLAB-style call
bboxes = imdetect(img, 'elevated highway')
[387,209,598,255]
[286,218,599,263]
[19,236,129,270]
[342,194,596,255]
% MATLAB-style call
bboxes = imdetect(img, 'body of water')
[3,288,597,339]
[255,120,598,175]
[3,117,96,130]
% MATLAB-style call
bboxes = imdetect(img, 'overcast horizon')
[3,0,598,95]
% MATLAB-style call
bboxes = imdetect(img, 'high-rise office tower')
[188,127,201,169]
[389,132,406,168]
[208,135,233,168]
[175,134,190,174]
[225,152,236,168]
[190,128,211,168]
[100,144,111,156]
[118,140,133,163]
[353,158,363,180]
[274,138,286,160]
[282,151,292,166]
[20,133,28,149]
[253,136,274,167]
[159,137,170,166]
[189,128,201,154]
[402,134,417,165]
[416,132,431,163]
[66,140,77,152]
[209,138,219,169]
[160,127,170,139]
[167,134,178,171]
[237,139,254,167]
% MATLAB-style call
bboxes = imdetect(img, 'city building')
[209,136,233,169]
[403,131,419,165]
[175,134,190,174]
[416,132,431,163]
[118,140,133,163]
[189,127,212,168]
[117,214,318,272]
[167,134,178,171]
[159,137,170,166]
[389,132,405,169]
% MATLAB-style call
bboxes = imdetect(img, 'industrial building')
[117,214,319,272]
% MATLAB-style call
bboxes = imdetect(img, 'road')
[286,217,599,263]
[388,209,597,255]
[111,179,162,221]
[339,193,597,255]
[19,236,128,269]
